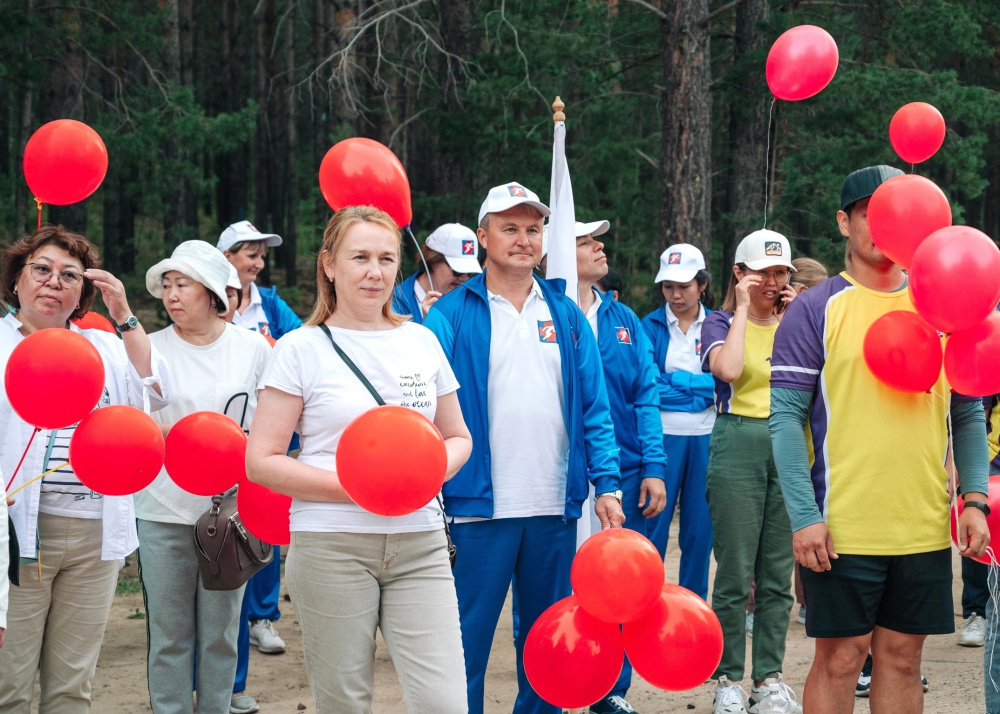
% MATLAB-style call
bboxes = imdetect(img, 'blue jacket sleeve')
[573,312,621,494]
[632,325,668,480]
[265,292,302,339]
[656,372,715,411]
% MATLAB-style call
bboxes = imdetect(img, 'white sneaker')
[714,676,750,714]
[959,613,986,647]
[746,611,754,638]
[249,619,286,654]
[750,675,802,714]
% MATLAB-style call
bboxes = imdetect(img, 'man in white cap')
[217,221,301,339]
[392,223,482,324]
[424,182,624,714]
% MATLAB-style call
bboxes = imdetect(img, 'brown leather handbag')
[193,494,273,590]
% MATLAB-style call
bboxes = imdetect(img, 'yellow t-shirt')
[987,395,1000,467]
[701,311,777,419]
[770,272,953,556]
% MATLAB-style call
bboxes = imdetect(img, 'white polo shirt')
[660,304,716,436]
[486,280,569,518]
[585,290,602,339]
[232,282,271,337]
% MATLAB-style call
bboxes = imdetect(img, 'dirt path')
[86,526,988,713]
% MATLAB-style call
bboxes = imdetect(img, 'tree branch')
[699,0,746,28]
[620,0,668,20]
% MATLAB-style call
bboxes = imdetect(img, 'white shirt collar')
[487,278,545,304]
[249,282,262,306]
[665,303,706,327]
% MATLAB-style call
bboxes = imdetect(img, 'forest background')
[0,0,997,317]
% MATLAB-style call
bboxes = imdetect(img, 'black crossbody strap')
[317,323,455,561]
[318,324,386,406]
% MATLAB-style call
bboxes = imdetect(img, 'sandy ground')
[77,519,988,714]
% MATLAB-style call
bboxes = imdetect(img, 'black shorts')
[799,548,954,638]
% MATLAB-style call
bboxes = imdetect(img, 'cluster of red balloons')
[336,405,448,516]
[766,25,839,101]
[319,138,412,228]
[24,119,108,206]
[524,529,723,708]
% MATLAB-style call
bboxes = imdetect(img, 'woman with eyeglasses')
[392,223,482,324]
[134,240,273,714]
[0,225,170,711]
[702,230,801,714]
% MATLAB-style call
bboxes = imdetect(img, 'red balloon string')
[5,427,40,493]
[34,197,42,231]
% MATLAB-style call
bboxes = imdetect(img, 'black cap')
[840,165,905,210]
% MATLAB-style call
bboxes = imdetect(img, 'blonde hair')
[790,257,828,289]
[306,206,406,327]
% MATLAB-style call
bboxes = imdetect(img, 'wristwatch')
[116,315,140,333]
[596,490,623,505]
[964,500,992,517]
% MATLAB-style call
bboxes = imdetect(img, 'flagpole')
[552,96,565,123]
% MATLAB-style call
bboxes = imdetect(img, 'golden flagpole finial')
[552,96,565,123]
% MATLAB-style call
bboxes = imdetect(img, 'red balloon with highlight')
[862,311,942,393]
[165,412,247,496]
[70,406,164,496]
[890,103,946,165]
[866,174,951,269]
[523,595,625,709]
[23,119,108,205]
[571,528,665,624]
[944,312,1000,398]
[765,25,839,101]
[319,138,412,228]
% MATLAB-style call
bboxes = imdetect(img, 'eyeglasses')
[746,268,790,284]
[25,262,84,287]
[450,268,474,279]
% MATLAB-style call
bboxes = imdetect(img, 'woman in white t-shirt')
[247,206,472,714]
[135,240,272,714]
[0,226,169,711]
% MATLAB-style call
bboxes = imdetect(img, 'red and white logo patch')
[668,252,682,265]
[616,327,632,345]
[537,320,557,343]
[462,239,475,255]
[508,184,527,198]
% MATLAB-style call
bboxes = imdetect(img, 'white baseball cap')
[734,230,796,271]
[540,220,611,257]
[217,220,283,252]
[654,243,706,284]
[226,263,241,291]
[478,182,551,224]
[146,240,233,306]
[425,224,483,275]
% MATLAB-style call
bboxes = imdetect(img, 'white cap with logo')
[734,230,796,271]
[478,182,551,225]
[425,224,483,275]
[654,243,706,284]
[217,220,283,253]
[541,219,610,257]
[226,263,241,291]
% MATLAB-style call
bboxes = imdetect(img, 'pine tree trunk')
[282,0,297,288]
[659,0,712,256]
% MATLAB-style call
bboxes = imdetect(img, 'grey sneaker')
[230,693,259,714]
[746,611,754,638]
[959,613,986,647]
[249,619,286,654]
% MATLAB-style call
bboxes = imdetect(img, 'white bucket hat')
[734,230,796,271]
[146,240,233,306]
[425,224,483,275]
[654,243,706,284]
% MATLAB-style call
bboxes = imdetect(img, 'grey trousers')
[136,519,245,714]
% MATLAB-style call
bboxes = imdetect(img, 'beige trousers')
[286,529,467,714]
[0,512,118,714]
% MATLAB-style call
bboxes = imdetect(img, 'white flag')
[546,121,578,304]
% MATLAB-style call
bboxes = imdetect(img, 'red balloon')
[71,311,117,334]
[523,595,624,709]
[950,475,1000,565]
[4,328,105,429]
[69,406,164,496]
[623,584,723,692]
[571,528,665,624]
[23,120,108,205]
[862,311,942,393]
[237,477,291,546]
[890,102,946,165]
[336,406,446,516]
[164,412,247,496]
[765,25,839,101]
[910,226,1000,334]
[867,174,952,268]
[318,138,412,228]
[944,312,1000,397]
